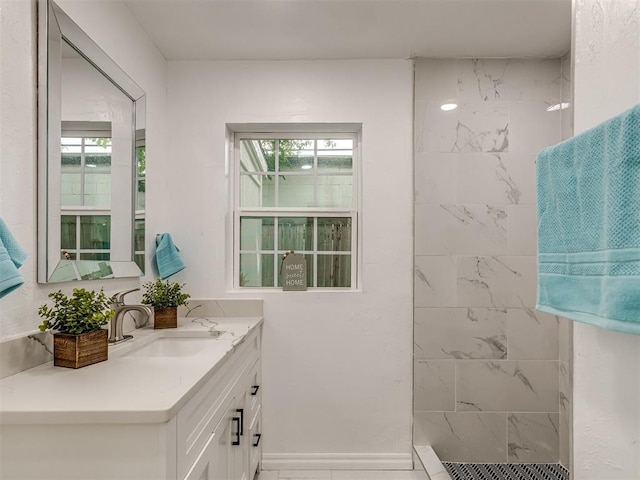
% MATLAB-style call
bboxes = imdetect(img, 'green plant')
[38,288,115,334]
[141,279,190,308]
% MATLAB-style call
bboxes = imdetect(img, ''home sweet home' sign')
[281,252,307,291]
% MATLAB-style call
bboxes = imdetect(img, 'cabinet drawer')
[247,359,261,420]
[177,329,260,479]
[249,405,262,478]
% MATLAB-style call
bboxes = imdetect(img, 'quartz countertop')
[0,316,262,425]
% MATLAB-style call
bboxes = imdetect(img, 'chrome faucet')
[108,288,152,344]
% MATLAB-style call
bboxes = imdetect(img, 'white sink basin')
[122,337,230,358]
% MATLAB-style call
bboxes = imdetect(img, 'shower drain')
[443,462,569,480]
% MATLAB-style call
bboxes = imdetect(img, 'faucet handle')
[113,288,140,305]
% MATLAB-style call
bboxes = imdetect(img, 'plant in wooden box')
[38,288,115,369]
[141,279,190,329]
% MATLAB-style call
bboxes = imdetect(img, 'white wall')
[0,0,166,340]
[573,0,640,477]
[166,60,414,468]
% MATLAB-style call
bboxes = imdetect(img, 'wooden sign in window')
[281,252,307,291]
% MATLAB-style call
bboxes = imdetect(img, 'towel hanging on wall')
[0,217,27,299]
[154,233,186,280]
[536,104,640,335]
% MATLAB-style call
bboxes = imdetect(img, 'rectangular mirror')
[38,0,146,283]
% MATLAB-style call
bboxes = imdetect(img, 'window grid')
[235,131,358,289]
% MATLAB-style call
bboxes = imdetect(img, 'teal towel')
[536,104,640,335]
[155,233,186,280]
[0,218,27,298]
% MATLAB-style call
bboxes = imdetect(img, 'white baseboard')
[261,452,413,471]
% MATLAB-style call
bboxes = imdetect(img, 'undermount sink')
[122,337,231,358]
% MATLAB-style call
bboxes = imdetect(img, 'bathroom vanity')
[0,316,262,480]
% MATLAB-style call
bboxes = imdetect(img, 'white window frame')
[232,128,361,290]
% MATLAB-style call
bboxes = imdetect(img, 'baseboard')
[261,452,413,471]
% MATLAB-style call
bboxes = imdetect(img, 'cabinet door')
[231,392,250,480]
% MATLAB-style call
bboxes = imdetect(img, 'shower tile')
[457,153,524,205]
[414,411,507,463]
[456,256,536,308]
[415,204,507,256]
[415,256,457,307]
[507,308,559,360]
[456,360,559,412]
[414,59,459,105]
[507,205,537,255]
[508,101,561,153]
[508,413,560,463]
[417,101,509,154]
[501,59,562,102]
[558,316,572,365]
[414,307,507,359]
[414,359,456,411]
[414,153,457,205]
[455,59,509,102]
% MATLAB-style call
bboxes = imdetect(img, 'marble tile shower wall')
[413,58,563,464]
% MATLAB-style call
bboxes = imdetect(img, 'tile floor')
[256,470,429,480]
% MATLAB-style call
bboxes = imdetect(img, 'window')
[234,131,359,289]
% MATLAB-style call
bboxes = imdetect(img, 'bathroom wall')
[165,60,414,469]
[0,0,166,374]
[572,0,640,477]
[413,58,563,463]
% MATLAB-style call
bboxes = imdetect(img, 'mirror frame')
[37,0,146,283]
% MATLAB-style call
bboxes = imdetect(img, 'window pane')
[278,217,313,251]
[61,137,82,146]
[240,140,274,173]
[80,215,110,250]
[318,139,353,173]
[317,254,351,287]
[79,252,110,261]
[279,139,314,172]
[277,253,313,288]
[61,215,76,249]
[137,179,146,210]
[61,173,82,206]
[85,138,111,147]
[316,175,353,208]
[278,175,314,207]
[240,174,275,208]
[134,254,145,272]
[317,217,352,251]
[61,152,81,170]
[240,253,274,287]
[85,153,111,169]
[134,219,145,252]
[240,217,274,250]
[84,173,111,207]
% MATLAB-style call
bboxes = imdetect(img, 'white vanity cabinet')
[180,328,262,480]
[0,323,262,480]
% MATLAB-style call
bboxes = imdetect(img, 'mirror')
[38,0,146,283]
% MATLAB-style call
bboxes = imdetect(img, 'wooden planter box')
[53,329,108,369]
[154,307,177,329]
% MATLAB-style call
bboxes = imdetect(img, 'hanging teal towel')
[0,218,27,299]
[155,233,186,280]
[536,104,640,335]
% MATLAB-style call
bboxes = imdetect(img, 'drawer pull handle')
[251,385,260,396]
[232,417,241,446]
[236,408,244,436]
[253,433,262,447]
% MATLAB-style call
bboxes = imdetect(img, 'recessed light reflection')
[440,103,458,112]
[301,164,312,170]
[546,102,571,112]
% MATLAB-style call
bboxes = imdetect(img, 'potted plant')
[38,288,115,369]
[141,279,190,329]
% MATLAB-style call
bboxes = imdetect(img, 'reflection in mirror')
[38,0,146,283]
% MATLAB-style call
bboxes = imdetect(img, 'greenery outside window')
[234,132,359,289]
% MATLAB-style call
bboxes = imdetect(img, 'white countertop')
[0,316,262,425]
